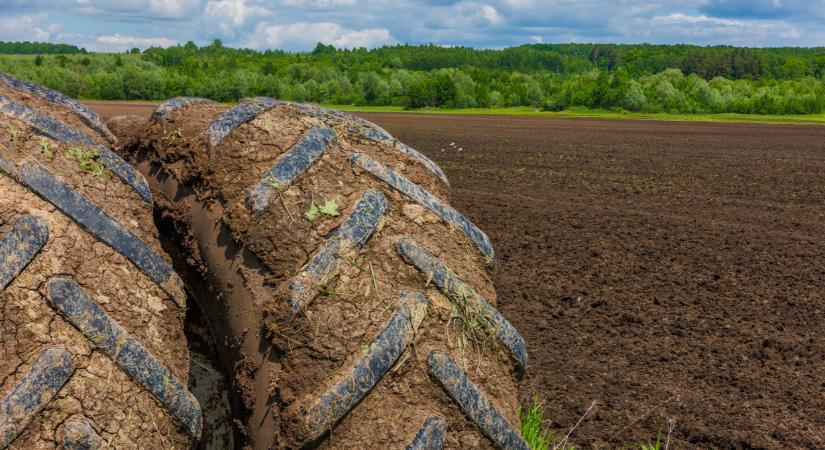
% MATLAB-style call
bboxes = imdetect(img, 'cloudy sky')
[1,0,824,52]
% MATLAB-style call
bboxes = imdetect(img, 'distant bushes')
[1,40,824,114]
[543,69,825,114]
[0,41,85,55]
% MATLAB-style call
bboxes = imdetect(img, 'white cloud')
[0,13,54,41]
[141,0,201,17]
[503,0,535,8]
[426,1,505,32]
[203,0,271,37]
[74,0,202,19]
[479,5,504,25]
[651,13,747,27]
[96,33,178,49]
[334,28,394,48]
[249,22,395,50]
[644,12,812,45]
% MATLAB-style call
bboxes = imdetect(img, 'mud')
[0,96,194,447]
[135,158,281,447]
[1,94,112,148]
[114,100,521,450]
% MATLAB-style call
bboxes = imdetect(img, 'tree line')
[0,41,86,54]
[1,40,824,114]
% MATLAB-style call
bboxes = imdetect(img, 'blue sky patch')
[0,0,822,51]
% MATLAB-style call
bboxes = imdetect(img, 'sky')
[0,0,824,52]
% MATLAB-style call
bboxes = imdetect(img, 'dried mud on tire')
[0,75,201,448]
[115,98,529,449]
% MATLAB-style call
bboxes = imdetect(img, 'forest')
[1,40,825,114]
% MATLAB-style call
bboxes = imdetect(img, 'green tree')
[431,72,456,106]
[121,64,163,100]
[1,40,823,115]
[358,72,389,105]
[406,79,436,108]
[623,80,646,111]
[590,70,610,108]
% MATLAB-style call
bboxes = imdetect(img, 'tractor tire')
[114,97,529,449]
[0,74,202,448]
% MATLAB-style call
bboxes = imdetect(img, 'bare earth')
[89,101,825,449]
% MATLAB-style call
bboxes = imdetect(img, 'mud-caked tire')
[117,97,529,449]
[0,75,201,448]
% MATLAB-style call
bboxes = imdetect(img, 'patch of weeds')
[318,199,339,217]
[520,396,555,450]
[317,285,347,297]
[161,128,183,143]
[639,436,662,450]
[325,366,342,380]
[67,145,108,178]
[265,176,285,191]
[36,137,55,159]
[443,277,494,357]
[304,201,320,220]
[304,199,340,220]
[5,125,18,142]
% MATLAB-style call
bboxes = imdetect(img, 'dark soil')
[87,101,158,122]
[358,113,825,449]
[90,102,825,449]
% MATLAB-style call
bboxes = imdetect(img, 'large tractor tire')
[0,74,202,448]
[114,97,530,449]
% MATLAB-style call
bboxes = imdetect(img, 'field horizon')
[83,99,825,126]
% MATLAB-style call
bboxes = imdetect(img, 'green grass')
[639,436,663,450]
[36,137,54,159]
[518,396,671,450]
[519,396,559,450]
[303,199,339,220]
[4,125,18,141]
[66,145,107,178]
[323,104,825,126]
[79,99,825,126]
[264,176,285,192]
